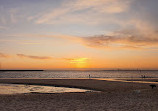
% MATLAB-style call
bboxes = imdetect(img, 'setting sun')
[69,58,88,68]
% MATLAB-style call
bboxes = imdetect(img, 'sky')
[0,0,158,70]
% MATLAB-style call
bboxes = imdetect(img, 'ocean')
[0,70,158,78]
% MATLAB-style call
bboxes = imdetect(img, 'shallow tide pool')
[0,83,94,94]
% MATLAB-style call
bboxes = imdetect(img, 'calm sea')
[0,70,158,78]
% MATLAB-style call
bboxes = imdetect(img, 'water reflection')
[0,83,94,94]
[95,78,158,84]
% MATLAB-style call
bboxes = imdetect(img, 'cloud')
[63,57,88,63]
[17,54,52,60]
[19,42,41,45]
[0,53,10,58]
[73,19,158,49]
[53,27,158,49]
[32,0,132,25]
[6,17,158,50]
[0,6,19,25]
[0,26,7,30]
[80,33,158,49]
[8,27,158,50]
[9,8,18,24]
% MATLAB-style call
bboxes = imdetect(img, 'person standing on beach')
[89,75,91,79]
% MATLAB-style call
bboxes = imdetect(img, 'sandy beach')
[0,78,158,111]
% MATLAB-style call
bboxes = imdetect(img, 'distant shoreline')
[45,69,158,71]
[0,70,44,71]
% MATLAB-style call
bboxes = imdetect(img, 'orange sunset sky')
[0,0,158,70]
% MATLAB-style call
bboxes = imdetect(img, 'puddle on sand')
[0,83,96,94]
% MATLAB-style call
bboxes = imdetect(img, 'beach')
[0,78,154,91]
[0,78,158,111]
[0,90,158,111]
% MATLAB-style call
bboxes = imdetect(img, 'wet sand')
[0,78,154,92]
[120,78,158,82]
[0,78,158,111]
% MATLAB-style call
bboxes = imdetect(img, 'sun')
[69,58,88,68]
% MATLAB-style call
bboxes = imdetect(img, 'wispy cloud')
[4,17,158,50]
[32,0,132,25]
[73,19,158,49]
[0,52,10,58]
[0,26,7,30]
[9,8,18,24]
[0,6,19,24]
[17,54,53,60]
[7,27,158,50]
[19,42,41,45]
[63,57,88,63]
[80,34,158,49]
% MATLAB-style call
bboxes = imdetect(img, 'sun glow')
[69,58,88,68]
